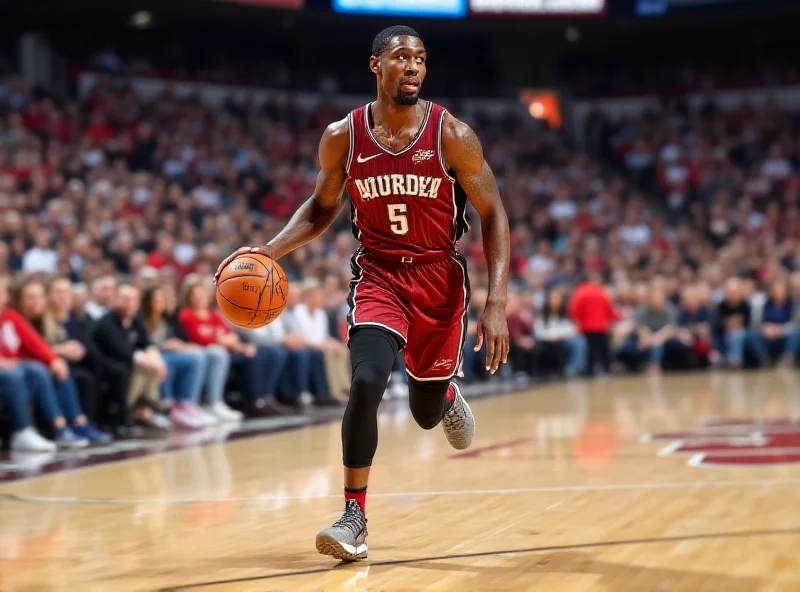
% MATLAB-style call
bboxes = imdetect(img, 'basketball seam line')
[217,290,265,312]
[248,265,273,326]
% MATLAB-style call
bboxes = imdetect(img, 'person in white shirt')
[292,278,349,405]
[84,275,117,321]
[22,230,58,274]
[534,289,586,377]
[240,307,335,407]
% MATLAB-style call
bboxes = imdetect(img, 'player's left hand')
[474,303,509,374]
[213,246,276,285]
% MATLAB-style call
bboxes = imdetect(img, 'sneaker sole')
[315,533,368,562]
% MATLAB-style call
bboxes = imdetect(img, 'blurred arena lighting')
[470,0,605,14]
[565,26,580,42]
[130,11,152,29]
[520,89,562,129]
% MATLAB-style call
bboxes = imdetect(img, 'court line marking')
[3,477,800,505]
[158,526,800,590]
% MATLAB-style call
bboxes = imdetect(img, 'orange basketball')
[215,253,288,328]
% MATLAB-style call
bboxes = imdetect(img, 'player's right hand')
[213,246,275,284]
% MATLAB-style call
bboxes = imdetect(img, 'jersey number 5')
[387,204,408,236]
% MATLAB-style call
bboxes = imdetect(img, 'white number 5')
[387,203,408,235]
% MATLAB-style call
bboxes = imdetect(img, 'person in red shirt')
[569,272,621,376]
[0,276,90,451]
[178,277,292,418]
[12,278,111,444]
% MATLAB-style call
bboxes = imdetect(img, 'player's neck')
[372,96,424,136]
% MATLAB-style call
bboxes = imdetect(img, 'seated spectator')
[291,278,345,405]
[506,292,535,376]
[150,283,236,420]
[84,275,117,320]
[140,285,220,428]
[90,283,172,430]
[12,277,110,443]
[570,273,619,376]
[715,277,764,369]
[620,284,678,374]
[242,297,335,407]
[674,286,714,369]
[756,279,798,366]
[178,277,286,418]
[462,287,490,382]
[534,289,585,377]
[46,276,102,423]
[0,276,89,450]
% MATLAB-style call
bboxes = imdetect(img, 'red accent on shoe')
[345,488,366,513]
[445,384,456,409]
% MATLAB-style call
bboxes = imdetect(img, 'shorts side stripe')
[454,252,471,379]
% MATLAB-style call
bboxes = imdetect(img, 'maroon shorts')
[347,249,470,381]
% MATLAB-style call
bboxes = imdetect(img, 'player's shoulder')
[440,110,482,167]
[440,110,479,148]
[319,116,351,164]
[322,116,350,144]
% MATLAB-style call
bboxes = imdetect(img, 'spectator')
[22,229,58,274]
[756,279,798,366]
[462,287,489,382]
[84,275,117,321]
[506,292,535,377]
[674,285,714,369]
[715,277,764,369]
[90,283,172,430]
[534,288,585,377]
[621,284,679,374]
[178,277,284,418]
[0,275,89,449]
[291,278,346,405]
[140,285,218,428]
[570,273,619,376]
[12,277,110,443]
[46,276,100,421]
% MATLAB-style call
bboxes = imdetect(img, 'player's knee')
[408,377,450,430]
[350,363,388,406]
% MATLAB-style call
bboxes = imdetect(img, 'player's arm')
[214,118,349,282]
[441,113,510,374]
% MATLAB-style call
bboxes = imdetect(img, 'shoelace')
[332,501,365,535]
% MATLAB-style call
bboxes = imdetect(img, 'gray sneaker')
[315,499,368,562]
[442,382,474,450]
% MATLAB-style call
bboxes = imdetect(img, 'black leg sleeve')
[341,327,401,468]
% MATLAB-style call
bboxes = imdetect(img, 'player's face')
[372,36,427,106]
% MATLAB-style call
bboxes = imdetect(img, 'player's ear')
[369,56,380,75]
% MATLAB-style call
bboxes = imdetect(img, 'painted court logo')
[412,149,435,164]
[642,417,800,468]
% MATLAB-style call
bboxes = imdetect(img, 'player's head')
[370,25,425,106]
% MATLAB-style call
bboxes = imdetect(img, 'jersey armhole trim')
[345,111,355,176]
[438,109,456,183]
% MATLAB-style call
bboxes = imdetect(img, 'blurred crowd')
[0,67,798,452]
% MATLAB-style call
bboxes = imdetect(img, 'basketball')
[215,253,288,328]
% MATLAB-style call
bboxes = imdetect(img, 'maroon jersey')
[344,101,470,258]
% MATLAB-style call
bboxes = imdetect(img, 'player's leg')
[404,256,474,450]
[316,326,400,562]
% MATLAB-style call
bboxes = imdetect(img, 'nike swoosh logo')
[356,153,382,163]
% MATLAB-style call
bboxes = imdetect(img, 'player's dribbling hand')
[474,303,509,375]
[213,246,276,284]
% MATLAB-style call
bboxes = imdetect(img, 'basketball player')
[215,25,510,561]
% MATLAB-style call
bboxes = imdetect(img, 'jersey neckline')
[363,101,433,157]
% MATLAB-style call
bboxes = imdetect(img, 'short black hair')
[372,25,421,58]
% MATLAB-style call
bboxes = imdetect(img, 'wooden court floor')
[2,370,800,591]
